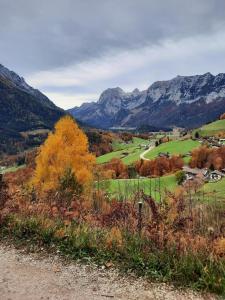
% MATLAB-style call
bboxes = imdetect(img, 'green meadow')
[145,139,200,163]
[97,137,150,165]
[195,119,225,137]
[100,174,177,202]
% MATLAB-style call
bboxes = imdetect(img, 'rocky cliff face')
[69,72,225,129]
[68,87,147,128]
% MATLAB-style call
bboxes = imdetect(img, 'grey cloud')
[1,0,225,75]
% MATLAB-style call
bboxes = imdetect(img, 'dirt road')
[140,145,154,161]
[0,244,216,300]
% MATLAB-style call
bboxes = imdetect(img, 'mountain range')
[1,63,225,155]
[69,72,225,129]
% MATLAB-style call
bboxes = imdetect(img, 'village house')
[158,152,170,158]
[207,170,224,182]
[0,166,6,174]
[219,138,225,145]
[182,166,224,182]
[172,127,184,139]
[182,166,205,181]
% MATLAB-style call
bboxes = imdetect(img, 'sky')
[1,0,225,109]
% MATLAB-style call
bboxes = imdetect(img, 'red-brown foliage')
[119,132,133,142]
[135,155,184,177]
[190,146,225,170]
[104,158,128,179]
[101,201,136,228]
[220,112,225,120]
[87,130,114,156]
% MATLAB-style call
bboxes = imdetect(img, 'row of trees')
[102,155,184,180]
[135,155,184,177]
[190,146,225,170]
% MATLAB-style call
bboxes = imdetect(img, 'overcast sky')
[1,0,225,109]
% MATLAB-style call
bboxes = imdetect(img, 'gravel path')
[0,244,216,300]
[140,145,154,161]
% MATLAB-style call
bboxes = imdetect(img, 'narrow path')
[0,244,215,300]
[140,145,154,161]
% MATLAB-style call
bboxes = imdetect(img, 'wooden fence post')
[137,201,143,234]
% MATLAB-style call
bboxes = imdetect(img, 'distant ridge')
[69,72,225,129]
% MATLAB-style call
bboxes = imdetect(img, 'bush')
[175,170,186,185]
[194,131,200,139]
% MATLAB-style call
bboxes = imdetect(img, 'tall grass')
[1,214,224,295]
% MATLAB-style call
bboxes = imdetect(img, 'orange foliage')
[213,238,225,257]
[32,116,95,191]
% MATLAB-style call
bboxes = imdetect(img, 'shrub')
[175,170,186,185]
[194,131,200,139]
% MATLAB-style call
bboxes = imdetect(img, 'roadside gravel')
[0,244,217,300]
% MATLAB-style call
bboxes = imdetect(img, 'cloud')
[27,28,225,108]
[44,92,99,108]
[1,0,225,74]
[1,0,225,108]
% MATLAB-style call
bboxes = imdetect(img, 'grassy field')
[195,119,225,137]
[145,139,200,163]
[97,137,150,165]
[100,174,177,201]
[112,137,148,151]
[0,165,26,174]
[101,174,225,204]
[198,177,225,202]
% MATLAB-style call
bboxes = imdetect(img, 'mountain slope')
[0,64,64,155]
[69,72,225,129]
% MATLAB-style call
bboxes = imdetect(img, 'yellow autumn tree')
[32,115,95,191]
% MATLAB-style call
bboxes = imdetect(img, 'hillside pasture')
[100,174,177,202]
[145,139,200,163]
[196,119,225,137]
[97,137,150,165]
[198,177,225,202]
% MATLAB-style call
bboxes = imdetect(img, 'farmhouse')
[207,170,224,182]
[183,166,225,182]
[0,166,6,174]
[158,152,170,158]
[219,138,225,145]
[182,166,204,180]
[172,127,184,138]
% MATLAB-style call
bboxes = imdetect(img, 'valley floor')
[0,244,216,300]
